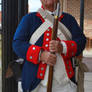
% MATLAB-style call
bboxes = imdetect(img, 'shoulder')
[21,12,43,23]
[22,12,37,20]
[62,12,75,19]
[62,12,77,23]
[61,12,78,29]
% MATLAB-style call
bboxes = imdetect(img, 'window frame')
[0,0,2,33]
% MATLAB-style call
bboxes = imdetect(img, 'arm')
[12,14,42,64]
[49,16,86,58]
[63,16,86,58]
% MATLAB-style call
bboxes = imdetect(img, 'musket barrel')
[47,1,60,92]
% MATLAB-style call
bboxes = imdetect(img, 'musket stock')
[47,1,60,92]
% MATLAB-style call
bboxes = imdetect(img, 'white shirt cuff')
[61,41,67,54]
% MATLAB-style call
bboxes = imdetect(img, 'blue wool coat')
[12,12,86,91]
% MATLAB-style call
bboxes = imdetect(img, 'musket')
[47,1,60,92]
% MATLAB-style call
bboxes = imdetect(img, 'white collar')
[45,10,56,15]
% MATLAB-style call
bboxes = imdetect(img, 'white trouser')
[32,79,77,92]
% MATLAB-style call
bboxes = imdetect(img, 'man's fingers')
[46,54,56,65]
[47,62,54,66]
[49,41,56,52]
[47,60,56,66]
[40,51,56,66]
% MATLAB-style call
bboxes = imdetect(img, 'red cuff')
[26,45,41,64]
[63,40,77,58]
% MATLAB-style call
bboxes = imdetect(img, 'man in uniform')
[12,0,86,92]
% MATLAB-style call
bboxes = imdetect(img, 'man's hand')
[49,40,63,53]
[40,51,56,66]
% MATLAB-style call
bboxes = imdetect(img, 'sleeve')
[61,16,86,58]
[61,40,77,58]
[12,14,42,64]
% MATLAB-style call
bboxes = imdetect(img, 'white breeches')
[32,79,77,92]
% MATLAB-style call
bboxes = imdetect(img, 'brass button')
[47,33,50,36]
[40,73,43,77]
[45,44,48,47]
[69,72,71,74]
[48,29,50,31]
[72,43,74,46]
[41,67,44,71]
[30,56,32,59]
[33,47,36,50]
[46,38,49,41]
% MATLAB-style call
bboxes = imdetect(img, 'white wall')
[28,0,41,12]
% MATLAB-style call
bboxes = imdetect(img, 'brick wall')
[67,0,80,23]
[65,0,92,49]
[66,0,92,32]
